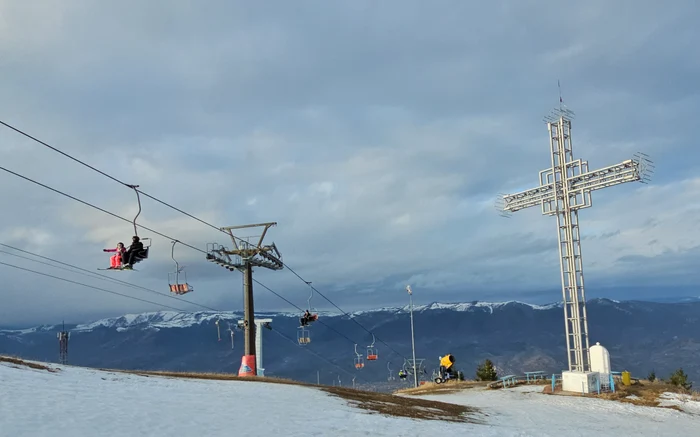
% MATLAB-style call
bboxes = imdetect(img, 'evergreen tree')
[670,368,692,390]
[475,359,498,381]
[647,370,656,382]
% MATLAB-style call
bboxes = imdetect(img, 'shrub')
[475,359,498,381]
[647,370,656,382]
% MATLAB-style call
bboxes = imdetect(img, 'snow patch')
[657,392,700,415]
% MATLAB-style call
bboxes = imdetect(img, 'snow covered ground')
[1,359,698,437]
[0,359,469,436]
[415,385,700,437]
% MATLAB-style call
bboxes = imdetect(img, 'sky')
[1,0,699,327]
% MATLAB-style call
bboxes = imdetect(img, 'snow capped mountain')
[0,324,59,336]
[1,300,564,334]
[2,298,699,385]
[350,300,561,316]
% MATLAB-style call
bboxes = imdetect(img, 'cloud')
[1,0,699,326]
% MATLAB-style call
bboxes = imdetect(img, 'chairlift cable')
[0,121,410,359]
[0,165,376,357]
[0,120,416,357]
[0,165,205,254]
[0,243,219,311]
[283,263,409,361]
[0,259,363,383]
[1,247,377,381]
[251,278,365,348]
[0,119,249,244]
[268,327,359,381]
[0,260,188,311]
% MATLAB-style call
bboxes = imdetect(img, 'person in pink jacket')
[103,242,126,269]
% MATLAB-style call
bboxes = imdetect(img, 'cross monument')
[498,104,653,392]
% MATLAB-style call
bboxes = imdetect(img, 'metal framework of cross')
[498,106,653,373]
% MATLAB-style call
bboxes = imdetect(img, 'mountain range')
[2,298,699,391]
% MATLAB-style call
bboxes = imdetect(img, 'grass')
[324,385,484,423]
[98,368,309,388]
[0,355,58,372]
[598,380,697,410]
[395,380,490,396]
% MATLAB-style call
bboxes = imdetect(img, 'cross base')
[561,370,600,393]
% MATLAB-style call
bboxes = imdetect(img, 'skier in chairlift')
[300,310,312,326]
[103,242,125,269]
[121,236,145,269]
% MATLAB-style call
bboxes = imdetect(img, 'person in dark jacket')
[122,236,145,269]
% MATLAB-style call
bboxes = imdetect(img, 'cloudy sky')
[1,0,699,327]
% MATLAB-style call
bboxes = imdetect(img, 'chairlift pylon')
[168,240,193,294]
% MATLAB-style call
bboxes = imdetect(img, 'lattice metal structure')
[57,321,69,365]
[499,106,653,373]
[206,222,282,375]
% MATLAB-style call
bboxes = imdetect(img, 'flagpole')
[406,285,418,388]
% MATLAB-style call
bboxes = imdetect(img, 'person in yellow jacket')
[439,354,456,380]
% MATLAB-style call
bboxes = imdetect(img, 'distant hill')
[2,298,699,387]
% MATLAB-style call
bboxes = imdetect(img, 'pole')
[408,286,418,388]
[243,261,256,364]
[255,320,263,376]
[317,370,320,385]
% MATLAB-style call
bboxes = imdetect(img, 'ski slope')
[415,385,699,436]
[1,359,698,436]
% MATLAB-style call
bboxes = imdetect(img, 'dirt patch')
[0,355,58,372]
[395,380,489,396]
[322,385,484,423]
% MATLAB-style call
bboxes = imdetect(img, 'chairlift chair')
[297,326,310,345]
[354,344,364,369]
[168,240,193,295]
[366,334,378,361]
[297,286,317,345]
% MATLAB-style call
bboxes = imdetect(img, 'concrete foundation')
[562,370,600,393]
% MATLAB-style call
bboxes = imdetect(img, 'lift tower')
[206,222,283,376]
[57,321,69,365]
